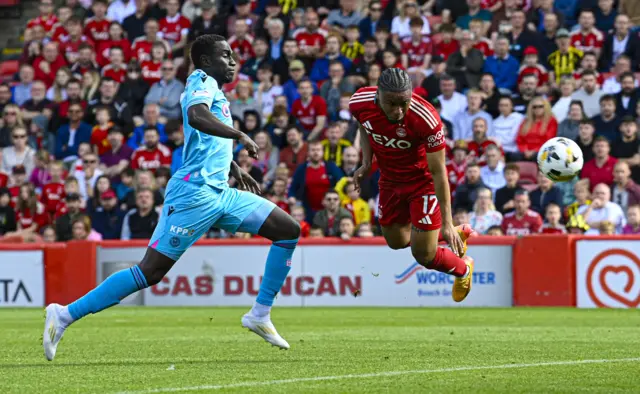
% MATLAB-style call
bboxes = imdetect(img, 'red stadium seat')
[0,60,18,79]
[427,15,442,30]
[515,161,539,184]
[520,183,538,192]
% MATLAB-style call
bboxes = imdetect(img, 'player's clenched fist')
[238,134,259,159]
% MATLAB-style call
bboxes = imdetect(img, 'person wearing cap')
[517,46,549,93]
[90,189,125,240]
[282,59,319,112]
[548,28,584,86]
[55,192,84,241]
[227,0,259,37]
[482,35,520,92]
[188,0,227,40]
[612,118,640,183]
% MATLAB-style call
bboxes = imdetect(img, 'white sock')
[59,305,74,328]
[461,265,470,279]
[250,302,271,318]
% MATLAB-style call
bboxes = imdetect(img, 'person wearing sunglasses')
[1,126,36,176]
[54,103,92,162]
[358,1,388,42]
[515,97,559,161]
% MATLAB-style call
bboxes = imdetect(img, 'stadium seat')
[515,161,538,184]
[0,60,18,80]
[427,15,442,30]
[520,183,538,192]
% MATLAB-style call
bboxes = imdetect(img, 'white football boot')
[241,313,290,350]
[43,304,68,361]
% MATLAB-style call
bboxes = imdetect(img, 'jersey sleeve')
[409,97,445,153]
[184,71,218,110]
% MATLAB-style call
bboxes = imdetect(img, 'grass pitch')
[1,307,640,393]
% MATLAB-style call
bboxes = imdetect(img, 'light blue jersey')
[174,69,233,189]
[149,69,276,261]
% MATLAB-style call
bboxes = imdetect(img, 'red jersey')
[501,209,543,235]
[97,39,132,67]
[158,14,191,44]
[433,39,459,61]
[102,64,127,83]
[291,96,328,133]
[581,156,618,190]
[33,55,67,87]
[28,15,58,32]
[293,28,328,54]
[41,182,65,214]
[50,23,68,42]
[228,35,255,65]
[305,163,331,212]
[400,36,433,68]
[54,201,68,219]
[299,220,311,237]
[518,64,549,86]
[84,17,111,44]
[446,160,467,195]
[91,123,113,155]
[468,139,503,166]
[570,29,604,54]
[16,203,49,231]
[349,86,445,187]
[473,38,494,57]
[540,224,567,234]
[140,60,162,85]
[0,173,7,188]
[130,144,173,172]
[131,37,154,62]
[59,36,94,64]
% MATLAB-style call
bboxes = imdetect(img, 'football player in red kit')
[349,68,475,302]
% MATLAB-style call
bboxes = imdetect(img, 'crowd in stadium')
[0,0,639,243]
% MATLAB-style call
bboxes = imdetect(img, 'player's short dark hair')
[593,135,610,145]
[409,17,424,27]
[378,68,411,93]
[581,69,597,78]
[579,118,594,127]
[190,34,227,69]
[599,94,616,104]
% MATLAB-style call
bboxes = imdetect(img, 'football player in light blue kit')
[43,35,300,360]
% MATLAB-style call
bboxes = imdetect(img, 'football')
[537,137,584,182]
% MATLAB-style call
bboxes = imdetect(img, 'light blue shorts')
[149,179,275,260]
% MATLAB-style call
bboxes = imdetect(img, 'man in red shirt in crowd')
[33,42,67,88]
[97,22,131,67]
[59,17,94,65]
[159,0,191,57]
[467,118,502,166]
[447,140,469,196]
[293,10,327,61]
[70,44,99,78]
[279,126,309,175]
[570,9,604,57]
[291,78,328,140]
[41,162,66,218]
[130,127,172,172]
[433,24,459,61]
[27,0,58,33]
[501,190,543,235]
[84,0,111,45]
[57,78,86,120]
[132,19,169,62]
[349,68,474,302]
[140,42,167,86]
[581,136,618,191]
[50,6,72,42]
[102,47,127,83]
[228,19,255,66]
[400,17,433,80]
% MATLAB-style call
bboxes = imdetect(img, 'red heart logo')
[586,249,640,308]
[599,266,640,308]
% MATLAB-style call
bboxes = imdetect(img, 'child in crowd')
[41,161,66,219]
[599,221,616,235]
[30,150,51,191]
[91,107,114,156]
[356,222,375,238]
[339,216,356,241]
[309,226,324,238]
[8,165,28,207]
[341,25,363,61]
[486,225,504,236]
[622,205,640,234]
[290,205,310,238]
[116,168,135,201]
[337,180,370,226]
[541,203,566,233]
[56,176,84,217]
[268,178,290,214]
[453,208,470,226]
[564,179,591,220]
[433,24,458,60]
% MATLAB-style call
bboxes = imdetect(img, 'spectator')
[128,104,167,149]
[33,42,67,88]
[469,187,503,234]
[96,22,132,68]
[468,117,499,164]
[310,34,352,83]
[41,161,65,217]
[2,127,36,176]
[158,0,191,58]
[12,65,35,107]
[457,0,492,32]
[121,187,159,240]
[70,44,99,78]
[576,119,596,163]
[419,56,446,102]
[46,68,72,103]
[52,78,86,131]
[231,148,264,190]
[55,192,83,241]
[480,144,506,195]
[131,20,167,63]
[612,117,640,182]
[309,226,324,238]
[289,205,310,237]
[495,162,521,214]
[622,204,640,234]
[486,225,504,235]
[75,152,105,201]
[454,163,487,212]
[552,78,578,123]
[557,101,585,141]
[600,14,639,71]
[0,83,12,114]
[253,131,279,183]
[85,78,133,132]
[594,0,617,33]
[582,136,618,190]
[21,80,53,124]
[340,146,360,177]
[483,36,519,92]
[602,55,634,95]
[501,190,543,235]
[254,63,283,121]
[0,105,25,148]
[29,150,51,190]
[537,12,560,66]
[240,37,270,81]
[447,140,469,195]
[571,70,604,118]
[262,12,287,60]
[565,178,591,220]
[59,16,94,65]
[131,127,172,172]
[338,216,356,240]
[188,0,226,41]
[227,0,258,37]
[140,42,169,86]
[336,179,370,226]
[490,0,519,32]
[273,39,301,87]
[452,89,493,140]
[437,74,468,123]
[620,0,640,26]
[321,123,352,167]
[91,107,114,157]
[530,171,564,215]
[291,78,328,140]
[289,141,344,222]
[492,96,525,160]
[321,61,355,120]
[71,215,102,241]
[548,29,584,87]
[446,30,484,91]
[433,24,459,61]
[293,10,327,65]
[230,80,261,120]
[279,126,308,175]
[540,203,566,233]
[614,72,639,117]
[512,73,538,114]
[90,189,125,240]
[100,127,134,181]
[55,102,92,162]
[570,9,604,57]
[0,188,17,235]
[508,9,541,61]
[358,1,387,43]
[80,70,100,102]
[107,0,136,24]
[144,60,184,120]
[87,175,112,212]
[592,95,622,142]
[578,182,626,234]
[15,183,49,233]
[516,97,558,161]
[612,161,640,212]
[574,51,604,88]
[453,208,470,227]
[312,190,353,237]
[327,0,362,34]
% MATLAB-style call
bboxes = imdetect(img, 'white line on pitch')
[117,357,640,394]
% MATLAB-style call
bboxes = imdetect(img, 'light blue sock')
[256,239,298,307]
[67,265,148,321]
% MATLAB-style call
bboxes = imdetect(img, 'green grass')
[1,308,640,393]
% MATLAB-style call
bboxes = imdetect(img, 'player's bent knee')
[412,247,437,267]
[259,207,301,241]
[388,240,409,250]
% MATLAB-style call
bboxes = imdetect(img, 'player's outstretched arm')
[353,123,373,192]
[187,104,258,157]
[426,148,464,256]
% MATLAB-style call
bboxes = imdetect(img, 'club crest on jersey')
[221,103,231,118]
[396,127,407,137]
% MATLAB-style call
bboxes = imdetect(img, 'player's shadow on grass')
[0,358,305,369]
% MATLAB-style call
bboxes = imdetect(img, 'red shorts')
[378,182,442,231]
